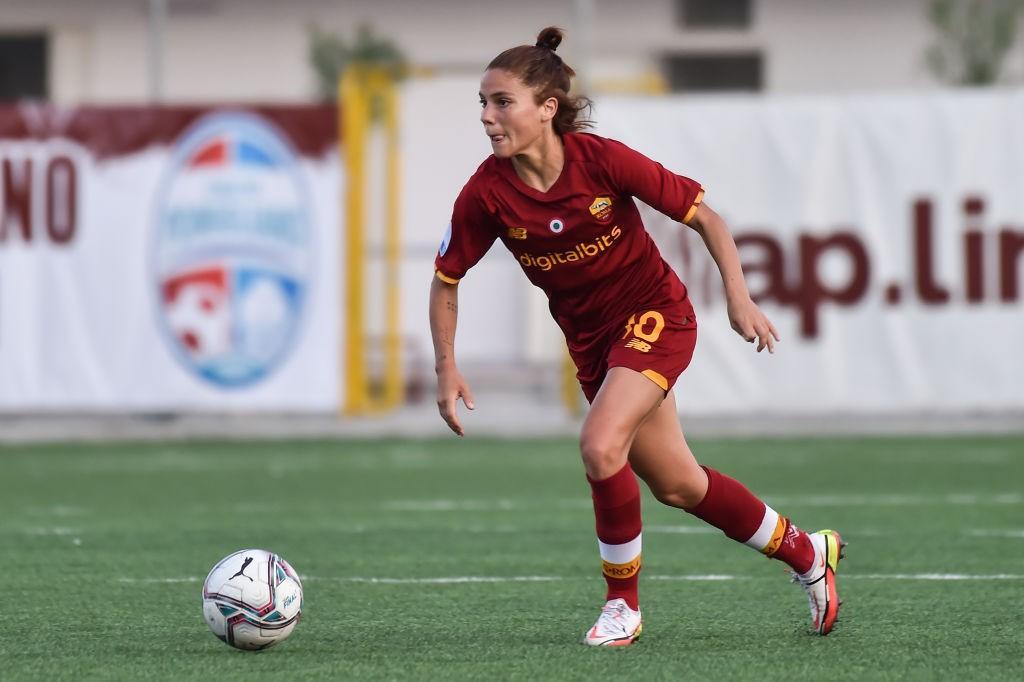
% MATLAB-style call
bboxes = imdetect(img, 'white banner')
[595,91,1024,414]
[401,82,1024,415]
[4,90,1022,417]
[0,106,341,410]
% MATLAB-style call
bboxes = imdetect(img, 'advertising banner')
[0,105,341,410]
[593,91,1024,413]
[4,89,1022,417]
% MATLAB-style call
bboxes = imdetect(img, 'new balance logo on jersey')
[508,227,528,240]
[518,226,622,271]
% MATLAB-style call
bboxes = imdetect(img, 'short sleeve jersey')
[435,132,704,347]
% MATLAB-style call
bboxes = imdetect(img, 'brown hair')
[486,26,593,135]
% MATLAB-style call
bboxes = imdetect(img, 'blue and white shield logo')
[152,112,313,388]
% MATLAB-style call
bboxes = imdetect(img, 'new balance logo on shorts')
[625,339,652,353]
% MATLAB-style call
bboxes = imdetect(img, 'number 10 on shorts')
[622,311,665,353]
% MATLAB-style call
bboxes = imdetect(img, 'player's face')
[479,69,553,159]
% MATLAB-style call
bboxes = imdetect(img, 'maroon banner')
[0,104,338,160]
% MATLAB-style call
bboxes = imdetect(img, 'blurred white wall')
[3,0,1023,104]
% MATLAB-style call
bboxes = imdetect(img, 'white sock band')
[598,532,642,564]
[745,505,786,554]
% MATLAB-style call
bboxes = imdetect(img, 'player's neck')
[510,131,564,193]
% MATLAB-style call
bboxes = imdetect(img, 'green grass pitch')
[2,435,1022,680]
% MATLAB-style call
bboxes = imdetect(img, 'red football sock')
[771,518,816,575]
[685,465,814,574]
[587,462,642,610]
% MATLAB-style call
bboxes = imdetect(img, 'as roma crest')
[589,196,613,223]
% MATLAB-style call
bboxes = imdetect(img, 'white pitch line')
[382,499,518,512]
[333,573,1024,583]
[23,527,79,536]
[645,525,716,534]
[309,576,563,585]
[845,573,1024,581]
[646,575,748,581]
[307,575,746,584]
[766,493,1023,507]
[27,506,89,517]
[381,493,1023,513]
[118,572,1024,586]
[967,529,1024,539]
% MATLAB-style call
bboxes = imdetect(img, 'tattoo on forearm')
[446,300,457,314]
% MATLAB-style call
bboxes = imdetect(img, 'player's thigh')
[580,366,665,479]
[628,391,708,509]
[611,303,697,400]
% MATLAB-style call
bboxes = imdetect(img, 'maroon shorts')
[571,299,698,404]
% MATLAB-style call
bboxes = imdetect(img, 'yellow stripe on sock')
[602,555,641,579]
[760,516,788,556]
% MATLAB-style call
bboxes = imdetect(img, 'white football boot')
[794,529,846,635]
[582,598,643,646]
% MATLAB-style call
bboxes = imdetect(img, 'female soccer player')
[429,27,845,646]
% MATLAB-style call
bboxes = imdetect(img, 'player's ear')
[541,96,558,123]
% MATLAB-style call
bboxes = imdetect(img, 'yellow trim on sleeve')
[682,189,705,224]
[641,369,669,391]
[435,270,460,285]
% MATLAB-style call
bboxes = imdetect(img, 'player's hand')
[726,296,780,353]
[436,366,475,437]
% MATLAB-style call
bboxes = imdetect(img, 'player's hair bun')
[535,27,563,52]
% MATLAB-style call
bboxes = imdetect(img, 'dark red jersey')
[435,132,703,350]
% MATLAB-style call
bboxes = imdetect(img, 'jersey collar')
[495,132,576,201]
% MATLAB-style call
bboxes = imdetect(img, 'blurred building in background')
[3,0,1023,104]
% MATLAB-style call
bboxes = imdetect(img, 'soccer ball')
[202,549,303,650]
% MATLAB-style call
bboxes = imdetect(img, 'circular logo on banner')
[549,218,564,233]
[151,112,313,388]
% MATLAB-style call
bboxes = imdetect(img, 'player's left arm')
[686,202,780,353]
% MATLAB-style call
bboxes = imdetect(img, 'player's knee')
[650,485,704,510]
[645,467,708,509]
[579,433,627,480]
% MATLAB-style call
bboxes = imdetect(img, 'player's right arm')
[430,275,475,437]
[430,173,497,437]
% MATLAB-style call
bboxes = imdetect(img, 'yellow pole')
[380,70,404,409]
[562,349,581,416]
[341,67,368,415]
